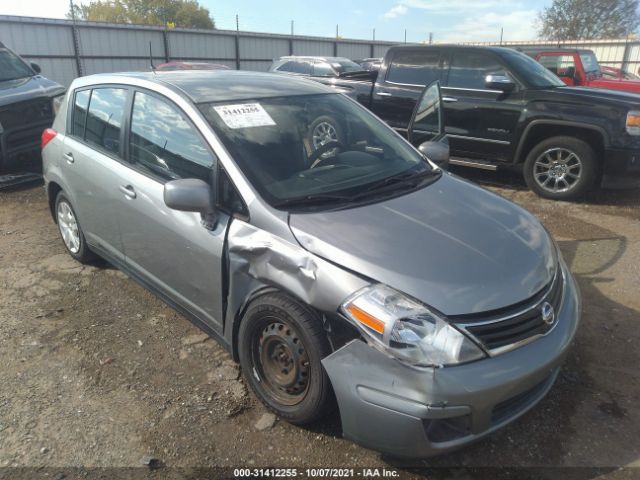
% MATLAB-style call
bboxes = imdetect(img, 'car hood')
[289,174,556,316]
[546,85,640,107]
[0,75,65,108]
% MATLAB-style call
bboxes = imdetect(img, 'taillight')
[41,128,57,150]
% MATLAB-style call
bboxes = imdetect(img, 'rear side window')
[387,50,440,86]
[71,89,90,138]
[85,88,127,156]
[129,91,214,182]
[448,52,507,89]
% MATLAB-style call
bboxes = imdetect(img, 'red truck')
[522,48,640,94]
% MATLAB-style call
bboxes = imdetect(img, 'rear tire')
[238,293,334,425]
[55,192,97,264]
[523,136,600,200]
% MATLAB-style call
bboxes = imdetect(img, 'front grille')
[0,97,53,132]
[453,267,563,352]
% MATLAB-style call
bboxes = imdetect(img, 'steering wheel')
[308,140,345,168]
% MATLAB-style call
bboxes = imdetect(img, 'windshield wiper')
[272,192,353,209]
[352,167,440,200]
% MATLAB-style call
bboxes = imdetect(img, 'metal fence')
[0,15,396,87]
[466,38,640,75]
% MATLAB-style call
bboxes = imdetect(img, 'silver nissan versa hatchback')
[42,71,580,457]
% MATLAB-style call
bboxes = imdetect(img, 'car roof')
[74,70,333,103]
[278,56,353,62]
[515,47,595,55]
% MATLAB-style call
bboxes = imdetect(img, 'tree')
[538,0,640,40]
[67,0,215,29]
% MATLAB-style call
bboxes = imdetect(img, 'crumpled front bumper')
[322,261,581,458]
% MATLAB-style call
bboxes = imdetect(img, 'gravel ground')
[0,172,639,479]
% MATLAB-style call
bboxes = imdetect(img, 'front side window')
[199,93,439,210]
[129,91,213,182]
[387,50,440,86]
[579,52,601,76]
[0,48,34,82]
[313,62,334,76]
[448,51,508,89]
[71,89,90,138]
[85,88,127,156]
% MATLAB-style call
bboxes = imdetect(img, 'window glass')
[292,61,311,74]
[313,61,334,76]
[387,50,440,86]
[579,52,601,75]
[72,89,90,139]
[277,61,296,72]
[129,91,213,182]
[199,93,436,209]
[448,51,507,89]
[539,55,577,79]
[218,167,247,215]
[0,48,33,82]
[85,88,127,155]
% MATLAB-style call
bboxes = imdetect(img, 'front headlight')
[626,110,640,135]
[341,284,486,367]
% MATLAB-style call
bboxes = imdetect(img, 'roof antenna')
[149,41,156,73]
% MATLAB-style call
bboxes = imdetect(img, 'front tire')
[523,136,600,200]
[55,192,96,264]
[238,293,334,425]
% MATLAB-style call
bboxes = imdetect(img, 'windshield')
[332,59,366,74]
[579,52,601,76]
[502,50,565,88]
[0,48,34,82]
[199,93,435,209]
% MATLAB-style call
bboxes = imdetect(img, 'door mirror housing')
[164,178,217,227]
[30,62,41,74]
[485,74,515,92]
[408,80,445,145]
[418,137,450,169]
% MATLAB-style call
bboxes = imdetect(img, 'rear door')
[117,89,229,331]
[371,47,443,132]
[61,86,130,261]
[442,49,522,162]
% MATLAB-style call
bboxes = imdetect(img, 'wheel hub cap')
[257,321,310,405]
[533,147,583,193]
[57,201,81,254]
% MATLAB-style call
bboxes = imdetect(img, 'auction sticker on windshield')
[213,103,276,129]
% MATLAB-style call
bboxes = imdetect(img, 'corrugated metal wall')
[0,15,396,86]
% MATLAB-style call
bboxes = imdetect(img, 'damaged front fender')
[223,220,368,358]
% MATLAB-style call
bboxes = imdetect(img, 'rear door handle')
[119,185,136,199]
[442,96,458,103]
[63,152,74,163]
[376,91,392,97]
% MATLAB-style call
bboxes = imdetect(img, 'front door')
[442,49,522,162]
[117,90,228,331]
[372,48,442,132]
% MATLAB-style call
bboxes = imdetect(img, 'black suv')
[310,45,640,200]
[0,41,65,173]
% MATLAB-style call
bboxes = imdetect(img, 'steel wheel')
[533,147,583,194]
[57,200,81,254]
[252,319,310,406]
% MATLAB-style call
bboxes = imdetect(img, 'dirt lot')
[0,173,639,479]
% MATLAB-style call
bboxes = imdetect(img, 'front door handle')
[63,152,74,163]
[442,96,458,103]
[376,91,393,97]
[119,185,136,199]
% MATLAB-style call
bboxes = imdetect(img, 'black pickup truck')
[0,41,65,173]
[306,45,640,200]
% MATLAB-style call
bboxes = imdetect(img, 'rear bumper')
[322,260,580,458]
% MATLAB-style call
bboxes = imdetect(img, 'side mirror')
[408,80,444,145]
[30,62,41,74]
[485,74,515,92]
[418,138,450,169]
[164,178,217,227]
